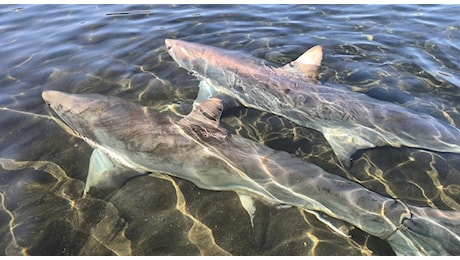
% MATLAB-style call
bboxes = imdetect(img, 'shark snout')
[42,90,89,116]
[165,38,192,69]
[165,38,177,51]
[42,90,63,107]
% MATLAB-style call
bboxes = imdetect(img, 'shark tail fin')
[386,205,460,255]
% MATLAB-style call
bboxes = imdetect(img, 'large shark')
[42,90,460,256]
[165,39,460,167]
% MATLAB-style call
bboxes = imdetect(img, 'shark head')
[165,38,277,82]
[165,38,236,80]
[42,90,108,138]
[42,90,172,148]
[165,38,198,72]
[43,90,107,118]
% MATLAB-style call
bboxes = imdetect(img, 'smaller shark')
[165,39,460,167]
[42,90,460,256]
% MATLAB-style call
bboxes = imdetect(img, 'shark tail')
[384,205,460,255]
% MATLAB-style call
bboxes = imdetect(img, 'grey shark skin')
[42,90,460,256]
[165,38,460,167]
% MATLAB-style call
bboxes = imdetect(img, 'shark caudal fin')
[275,45,323,81]
[386,206,460,255]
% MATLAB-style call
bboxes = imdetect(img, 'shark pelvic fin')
[84,149,127,197]
[277,45,323,81]
[237,193,256,228]
[322,129,376,168]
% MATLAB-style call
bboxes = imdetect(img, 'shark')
[42,90,460,256]
[165,38,460,167]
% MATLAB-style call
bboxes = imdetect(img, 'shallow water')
[1,4,460,255]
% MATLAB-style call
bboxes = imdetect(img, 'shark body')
[165,39,460,167]
[42,90,460,255]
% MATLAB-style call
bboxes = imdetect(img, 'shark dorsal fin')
[276,45,323,81]
[181,98,223,128]
[294,45,323,67]
[179,98,229,141]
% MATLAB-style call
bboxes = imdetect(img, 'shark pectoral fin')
[195,80,240,109]
[237,193,256,228]
[276,45,323,81]
[195,80,219,105]
[84,149,125,197]
[323,130,376,168]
